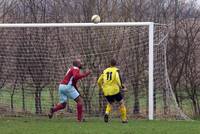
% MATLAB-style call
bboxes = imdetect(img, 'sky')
[188,0,200,5]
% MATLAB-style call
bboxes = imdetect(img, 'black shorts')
[105,92,123,104]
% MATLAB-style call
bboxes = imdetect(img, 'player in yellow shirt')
[97,59,128,123]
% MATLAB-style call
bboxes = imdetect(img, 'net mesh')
[0,24,189,119]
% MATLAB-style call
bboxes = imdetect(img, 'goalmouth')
[0,22,189,120]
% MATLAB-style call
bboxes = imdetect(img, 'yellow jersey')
[97,66,123,96]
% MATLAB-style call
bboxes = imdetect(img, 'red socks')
[77,103,83,121]
[53,103,66,113]
[51,102,83,122]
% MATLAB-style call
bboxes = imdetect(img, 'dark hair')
[110,59,117,66]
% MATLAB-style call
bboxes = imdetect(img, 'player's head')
[110,59,117,67]
[73,59,83,69]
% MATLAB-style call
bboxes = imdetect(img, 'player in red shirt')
[48,59,91,122]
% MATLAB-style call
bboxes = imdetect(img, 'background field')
[0,117,200,134]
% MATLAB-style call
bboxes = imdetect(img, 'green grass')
[0,117,200,134]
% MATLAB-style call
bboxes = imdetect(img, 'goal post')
[0,22,189,120]
[148,23,154,120]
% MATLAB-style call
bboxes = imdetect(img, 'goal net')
[0,23,190,120]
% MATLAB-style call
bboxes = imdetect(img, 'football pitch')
[0,117,200,134]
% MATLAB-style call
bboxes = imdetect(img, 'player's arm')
[116,70,128,91]
[73,69,91,80]
[116,70,124,89]
[97,73,103,89]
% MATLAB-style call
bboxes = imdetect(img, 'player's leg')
[48,84,68,119]
[105,103,112,115]
[119,100,128,123]
[104,96,114,123]
[48,102,67,119]
[67,85,83,122]
[104,103,113,123]
[74,96,84,122]
[115,92,128,123]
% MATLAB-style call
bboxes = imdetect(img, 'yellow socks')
[105,104,112,115]
[119,104,127,121]
[105,103,127,122]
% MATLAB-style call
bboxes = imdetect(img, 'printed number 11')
[106,72,112,80]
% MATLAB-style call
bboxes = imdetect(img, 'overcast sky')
[196,0,200,5]
[189,0,200,5]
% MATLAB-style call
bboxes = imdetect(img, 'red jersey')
[60,66,90,89]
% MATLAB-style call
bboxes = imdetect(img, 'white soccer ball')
[91,15,101,23]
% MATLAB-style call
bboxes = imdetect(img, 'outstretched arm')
[73,69,91,81]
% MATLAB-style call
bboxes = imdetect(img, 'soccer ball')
[91,15,101,23]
